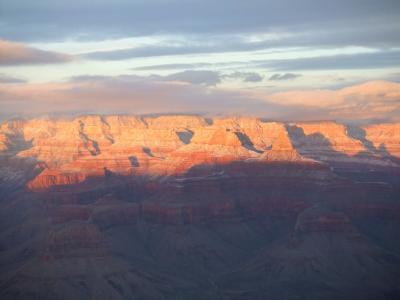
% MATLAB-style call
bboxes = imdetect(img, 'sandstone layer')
[0,115,398,190]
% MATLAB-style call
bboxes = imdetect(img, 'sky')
[0,0,399,122]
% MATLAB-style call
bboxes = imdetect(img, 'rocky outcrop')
[0,115,399,190]
[363,123,400,158]
[28,169,87,189]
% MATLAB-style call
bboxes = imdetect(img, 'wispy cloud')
[223,72,264,83]
[269,73,301,81]
[132,63,209,71]
[0,40,74,65]
[71,70,264,87]
[160,70,221,86]
[0,74,27,83]
[81,36,400,62]
[2,0,399,48]
[259,51,400,71]
[70,71,221,86]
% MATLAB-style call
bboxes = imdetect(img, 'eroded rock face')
[288,122,365,155]
[1,115,400,300]
[286,121,398,166]
[363,123,400,158]
[1,115,399,190]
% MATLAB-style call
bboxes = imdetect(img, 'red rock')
[0,115,398,189]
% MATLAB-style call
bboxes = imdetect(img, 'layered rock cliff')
[1,115,400,300]
[0,115,398,190]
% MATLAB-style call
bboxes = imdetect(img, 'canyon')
[0,115,399,300]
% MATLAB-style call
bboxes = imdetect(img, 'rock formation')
[0,115,398,190]
[0,115,399,300]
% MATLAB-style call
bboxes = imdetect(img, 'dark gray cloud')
[1,0,399,46]
[260,50,400,71]
[69,75,111,82]
[86,45,197,61]
[243,73,264,83]
[70,71,221,86]
[0,74,27,83]
[131,62,241,71]
[0,40,73,65]
[269,73,302,81]
[160,70,221,86]
[70,71,265,86]
[132,63,206,71]
[223,72,264,82]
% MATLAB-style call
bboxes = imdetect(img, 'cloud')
[243,73,264,83]
[222,72,264,83]
[82,34,400,62]
[0,75,283,118]
[0,75,398,122]
[68,75,111,82]
[259,50,400,71]
[132,63,206,71]
[0,40,73,65]
[1,0,399,49]
[70,70,264,87]
[160,70,221,86]
[269,73,301,81]
[262,80,400,121]
[0,74,27,83]
[83,40,269,61]
[70,71,222,86]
